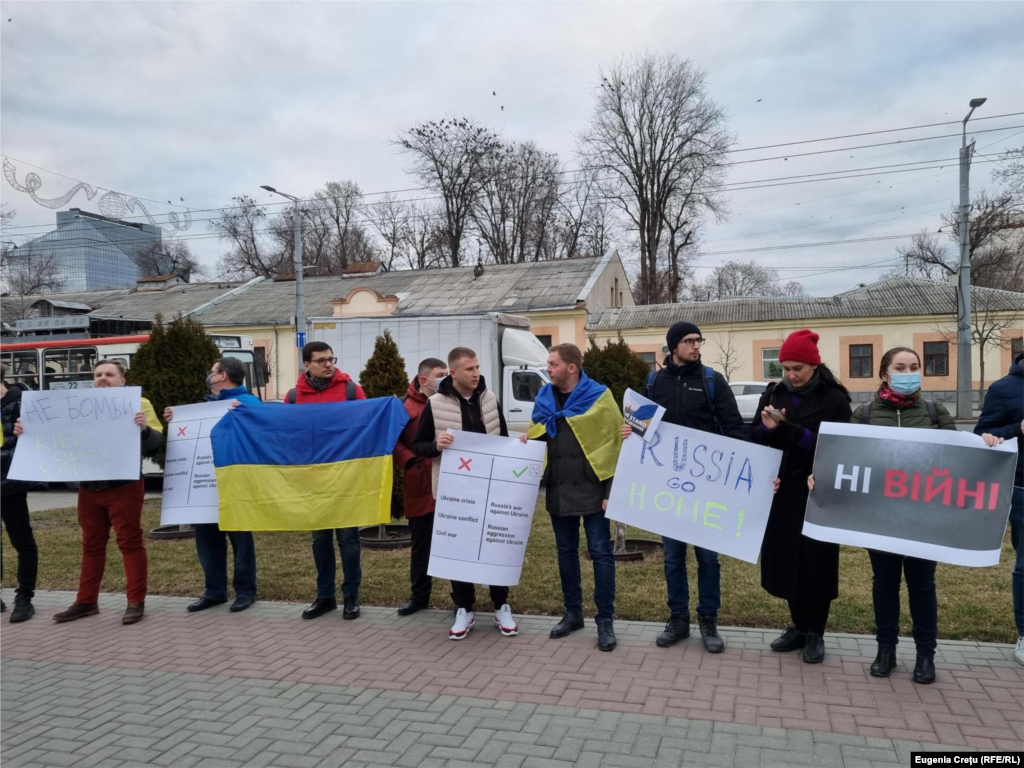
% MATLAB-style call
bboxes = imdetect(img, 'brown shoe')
[122,603,145,625]
[53,602,100,623]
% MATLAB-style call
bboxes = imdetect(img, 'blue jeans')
[1011,486,1023,637]
[194,524,256,601]
[549,511,615,622]
[311,527,361,600]
[663,537,721,618]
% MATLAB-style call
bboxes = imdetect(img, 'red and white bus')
[0,333,263,397]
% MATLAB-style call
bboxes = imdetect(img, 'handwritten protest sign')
[606,423,782,563]
[428,430,546,586]
[161,401,232,525]
[623,387,665,443]
[805,422,1018,566]
[9,388,142,482]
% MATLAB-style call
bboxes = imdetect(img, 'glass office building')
[8,208,162,292]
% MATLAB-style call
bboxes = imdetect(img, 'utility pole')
[955,97,987,420]
[260,185,307,364]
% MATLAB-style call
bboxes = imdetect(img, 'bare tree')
[578,52,733,304]
[1,248,66,321]
[992,145,1024,209]
[133,239,207,281]
[367,193,409,272]
[209,195,286,279]
[690,259,806,301]
[395,118,502,267]
[708,331,744,381]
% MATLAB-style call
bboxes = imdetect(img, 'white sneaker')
[495,604,519,637]
[449,608,474,641]
[1015,636,1024,666]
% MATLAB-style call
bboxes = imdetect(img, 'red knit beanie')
[779,329,822,365]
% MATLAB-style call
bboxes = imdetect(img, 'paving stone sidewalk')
[1,591,1021,768]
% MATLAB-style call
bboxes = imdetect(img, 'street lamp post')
[260,185,307,352]
[955,97,986,420]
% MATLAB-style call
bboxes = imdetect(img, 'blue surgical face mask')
[888,371,921,396]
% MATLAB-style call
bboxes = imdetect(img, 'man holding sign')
[413,346,518,641]
[14,361,162,625]
[163,357,258,614]
[524,344,622,652]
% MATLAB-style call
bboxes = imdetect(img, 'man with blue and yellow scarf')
[524,343,622,652]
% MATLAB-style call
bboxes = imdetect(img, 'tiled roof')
[586,277,1024,331]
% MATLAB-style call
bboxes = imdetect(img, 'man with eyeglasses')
[286,341,367,621]
[623,321,748,655]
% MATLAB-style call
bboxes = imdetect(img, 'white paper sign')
[9,387,143,482]
[606,423,782,563]
[161,401,233,525]
[623,387,666,443]
[428,430,546,586]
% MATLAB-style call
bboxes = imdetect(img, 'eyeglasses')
[681,338,705,347]
[311,357,337,365]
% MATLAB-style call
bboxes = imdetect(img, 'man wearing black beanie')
[623,320,749,655]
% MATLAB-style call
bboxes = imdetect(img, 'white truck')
[308,312,551,433]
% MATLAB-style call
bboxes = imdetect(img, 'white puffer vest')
[429,389,501,497]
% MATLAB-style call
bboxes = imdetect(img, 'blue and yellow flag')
[211,398,409,531]
[527,372,623,481]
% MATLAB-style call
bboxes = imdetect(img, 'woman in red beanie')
[750,329,852,663]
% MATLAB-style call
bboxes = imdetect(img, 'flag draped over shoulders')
[211,397,409,531]
[140,397,163,434]
[527,372,622,481]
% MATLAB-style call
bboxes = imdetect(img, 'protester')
[621,321,748,654]
[523,343,622,652]
[286,341,366,620]
[750,329,851,663]
[975,349,1024,666]
[163,357,258,614]
[14,361,162,625]
[1,372,37,622]
[412,346,519,640]
[392,357,448,617]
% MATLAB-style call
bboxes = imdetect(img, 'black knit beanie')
[666,321,702,352]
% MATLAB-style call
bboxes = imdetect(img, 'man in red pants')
[17,361,162,625]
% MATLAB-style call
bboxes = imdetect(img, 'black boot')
[655,612,690,647]
[870,650,897,677]
[697,615,725,653]
[801,632,825,663]
[770,624,806,652]
[9,596,34,623]
[550,612,584,639]
[187,597,227,613]
[913,656,935,684]
[302,597,337,620]
[397,598,425,616]
[343,596,360,620]
[597,619,617,652]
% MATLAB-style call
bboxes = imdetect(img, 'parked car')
[728,381,772,422]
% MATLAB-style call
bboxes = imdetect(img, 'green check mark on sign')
[512,466,529,478]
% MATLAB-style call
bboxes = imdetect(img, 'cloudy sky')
[2,1,1021,295]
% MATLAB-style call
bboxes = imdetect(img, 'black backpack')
[860,398,939,428]
[286,380,357,403]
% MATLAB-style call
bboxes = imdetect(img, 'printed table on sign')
[161,401,233,525]
[427,430,546,586]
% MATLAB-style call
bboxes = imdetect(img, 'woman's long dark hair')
[816,363,851,402]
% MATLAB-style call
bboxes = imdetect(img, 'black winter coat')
[649,357,748,441]
[1,385,28,496]
[975,355,1023,487]
[751,382,852,602]
[535,412,611,517]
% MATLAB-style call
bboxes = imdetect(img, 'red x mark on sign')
[176,426,187,437]
[458,458,472,471]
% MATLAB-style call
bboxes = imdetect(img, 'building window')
[761,348,782,380]
[1013,337,1023,358]
[535,334,552,349]
[924,341,949,377]
[849,344,873,378]
[637,352,656,371]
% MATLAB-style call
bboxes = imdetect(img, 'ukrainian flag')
[211,398,409,531]
[527,372,623,481]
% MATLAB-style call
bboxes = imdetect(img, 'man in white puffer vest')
[412,346,518,641]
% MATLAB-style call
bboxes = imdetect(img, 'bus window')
[222,350,261,400]
[1,350,40,391]
[44,347,97,390]
[101,354,132,371]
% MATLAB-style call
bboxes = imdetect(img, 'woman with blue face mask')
[853,346,956,685]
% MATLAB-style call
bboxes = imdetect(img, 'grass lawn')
[4,499,1018,644]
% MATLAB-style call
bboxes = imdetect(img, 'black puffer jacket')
[1,384,29,496]
[648,356,748,441]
